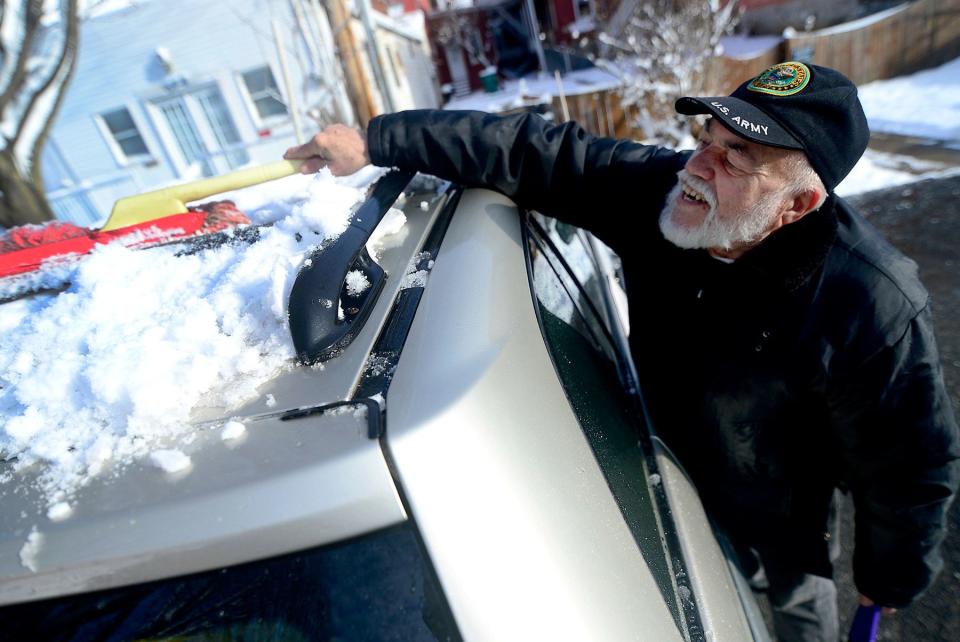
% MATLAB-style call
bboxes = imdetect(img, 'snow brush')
[0,160,303,293]
[101,159,302,230]
[848,604,882,642]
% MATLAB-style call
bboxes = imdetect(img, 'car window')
[524,213,684,630]
[549,220,615,326]
[527,216,618,363]
[0,522,459,642]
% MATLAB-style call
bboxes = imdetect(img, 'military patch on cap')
[747,62,811,97]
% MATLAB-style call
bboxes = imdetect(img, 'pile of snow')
[0,166,393,513]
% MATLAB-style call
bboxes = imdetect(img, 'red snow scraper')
[0,160,301,281]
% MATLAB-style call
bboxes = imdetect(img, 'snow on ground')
[837,149,960,196]
[858,56,960,143]
[0,166,388,513]
[838,56,960,194]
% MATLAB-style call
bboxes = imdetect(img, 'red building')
[426,0,610,96]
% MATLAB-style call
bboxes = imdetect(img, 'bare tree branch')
[26,0,80,186]
[0,0,43,114]
[0,0,80,226]
[12,0,78,161]
[596,0,739,146]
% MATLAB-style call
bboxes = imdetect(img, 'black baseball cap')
[675,62,869,193]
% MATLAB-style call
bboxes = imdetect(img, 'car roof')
[0,173,455,606]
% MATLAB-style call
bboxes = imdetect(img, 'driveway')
[835,171,960,641]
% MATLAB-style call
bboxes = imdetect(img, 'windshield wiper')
[288,170,414,364]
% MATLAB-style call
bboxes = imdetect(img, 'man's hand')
[283,124,369,176]
[859,594,897,615]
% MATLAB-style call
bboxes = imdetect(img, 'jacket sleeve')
[828,305,960,607]
[366,109,686,255]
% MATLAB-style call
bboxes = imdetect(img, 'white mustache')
[677,170,717,211]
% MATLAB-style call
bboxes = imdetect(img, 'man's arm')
[829,305,960,608]
[286,110,686,254]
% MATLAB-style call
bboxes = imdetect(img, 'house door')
[156,86,249,178]
[444,47,471,97]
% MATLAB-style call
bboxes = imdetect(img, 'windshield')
[0,169,401,511]
[0,174,458,610]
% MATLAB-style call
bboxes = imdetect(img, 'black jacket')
[367,109,960,607]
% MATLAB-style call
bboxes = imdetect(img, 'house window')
[574,0,595,21]
[241,67,288,119]
[383,44,400,87]
[392,48,406,86]
[100,108,150,158]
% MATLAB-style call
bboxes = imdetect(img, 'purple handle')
[848,604,882,642]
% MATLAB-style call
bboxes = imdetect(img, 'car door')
[524,212,771,641]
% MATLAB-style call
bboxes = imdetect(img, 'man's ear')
[781,186,824,226]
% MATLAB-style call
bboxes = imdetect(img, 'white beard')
[658,170,785,251]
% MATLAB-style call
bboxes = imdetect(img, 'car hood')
[0,172,452,606]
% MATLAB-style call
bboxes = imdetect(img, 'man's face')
[659,119,799,253]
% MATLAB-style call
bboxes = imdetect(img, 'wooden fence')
[549,90,632,138]
[785,0,960,84]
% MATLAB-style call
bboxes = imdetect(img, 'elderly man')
[285,63,959,641]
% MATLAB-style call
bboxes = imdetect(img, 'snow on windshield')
[0,166,391,517]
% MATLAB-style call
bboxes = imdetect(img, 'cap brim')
[676,96,804,150]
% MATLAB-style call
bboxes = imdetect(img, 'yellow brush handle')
[101,159,303,231]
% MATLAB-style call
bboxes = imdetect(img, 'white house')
[43,0,439,225]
